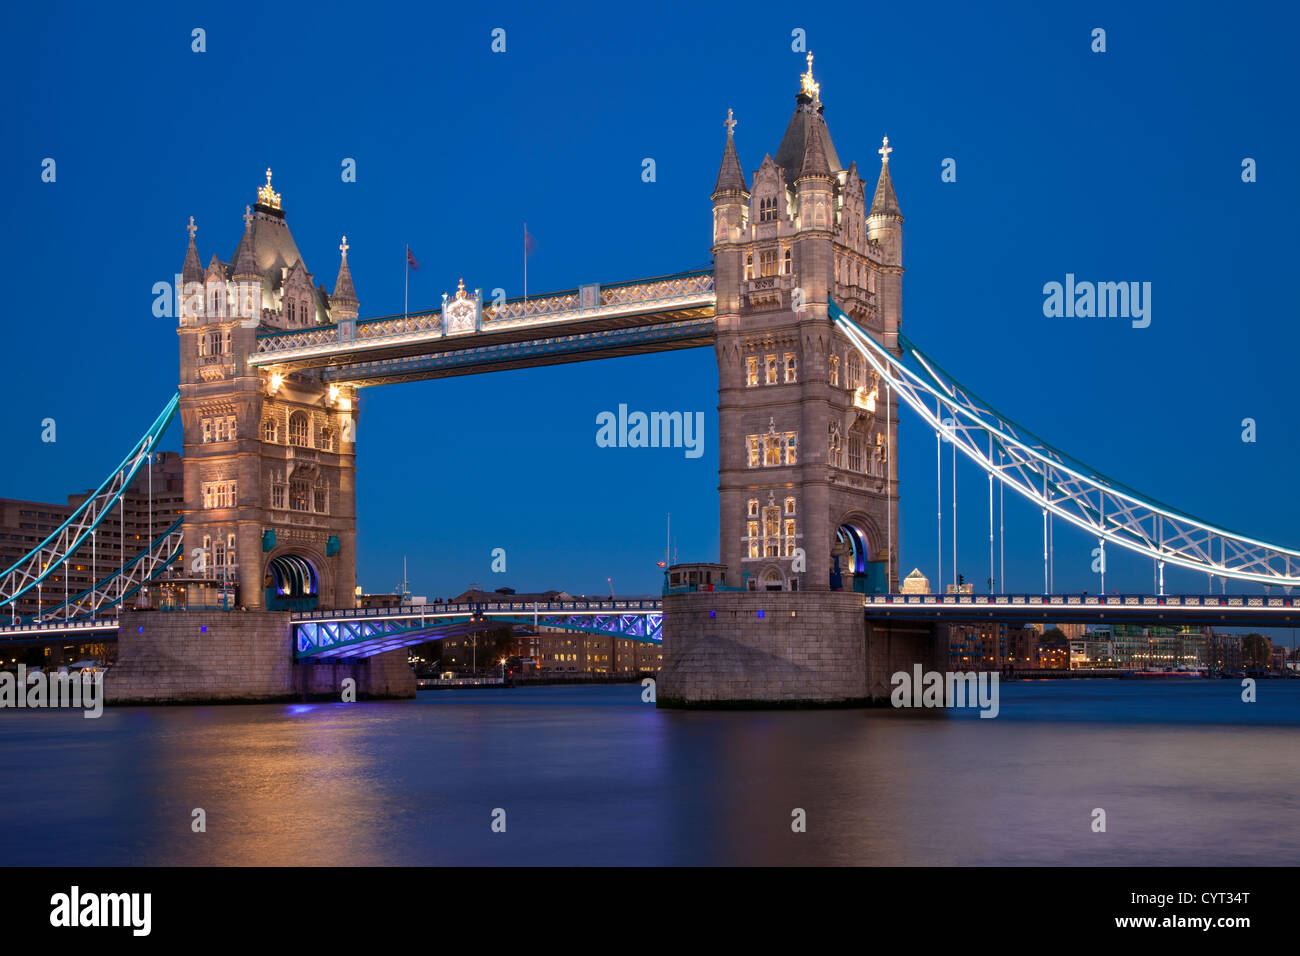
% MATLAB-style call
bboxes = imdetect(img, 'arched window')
[262,418,278,443]
[288,412,310,448]
[848,419,866,473]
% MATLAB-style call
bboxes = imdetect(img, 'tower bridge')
[2,55,1296,705]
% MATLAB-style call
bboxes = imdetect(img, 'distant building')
[900,568,930,594]
[946,623,1038,670]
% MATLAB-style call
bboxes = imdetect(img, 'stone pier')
[657,591,941,708]
[105,610,415,705]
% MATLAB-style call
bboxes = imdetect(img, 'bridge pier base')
[657,593,942,708]
[105,610,415,705]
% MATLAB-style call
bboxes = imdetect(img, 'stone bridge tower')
[176,172,359,610]
[712,55,904,594]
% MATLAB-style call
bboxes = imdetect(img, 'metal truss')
[492,612,663,642]
[295,602,664,660]
[832,301,1300,588]
[31,518,184,623]
[1,394,180,610]
[320,317,715,386]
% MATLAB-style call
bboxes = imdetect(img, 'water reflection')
[1,681,1297,865]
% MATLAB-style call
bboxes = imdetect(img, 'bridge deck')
[250,271,716,386]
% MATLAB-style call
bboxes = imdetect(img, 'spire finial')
[456,278,466,299]
[878,135,893,164]
[724,108,737,137]
[186,216,197,241]
[243,204,253,227]
[339,235,349,258]
[801,51,820,101]
[257,168,282,210]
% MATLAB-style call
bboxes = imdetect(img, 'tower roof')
[231,206,259,277]
[797,118,834,181]
[712,108,749,196]
[182,216,202,284]
[773,54,842,177]
[332,236,358,306]
[869,143,903,219]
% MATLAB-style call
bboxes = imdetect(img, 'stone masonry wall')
[658,591,868,707]
[107,610,414,704]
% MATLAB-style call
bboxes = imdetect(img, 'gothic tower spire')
[331,235,359,321]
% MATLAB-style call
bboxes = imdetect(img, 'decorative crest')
[800,52,820,102]
[455,278,466,299]
[257,168,282,210]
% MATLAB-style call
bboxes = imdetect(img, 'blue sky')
[3,0,1298,603]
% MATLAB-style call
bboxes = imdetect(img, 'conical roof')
[712,111,749,196]
[332,238,358,306]
[182,220,202,284]
[869,160,902,219]
[797,119,834,181]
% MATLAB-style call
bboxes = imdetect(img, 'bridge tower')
[712,56,903,593]
[176,172,359,611]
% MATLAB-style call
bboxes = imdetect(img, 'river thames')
[1,680,1297,866]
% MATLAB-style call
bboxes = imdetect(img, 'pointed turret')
[232,206,259,278]
[869,157,902,220]
[331,235,359,321]
[797,119,834,182]
[711,109,750,252]
[712,109,749,197]
[182,216,202,284]
[867,136,904,249]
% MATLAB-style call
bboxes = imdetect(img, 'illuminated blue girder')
[293,600,664,660]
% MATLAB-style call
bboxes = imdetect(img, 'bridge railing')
[292,599,663,621]
[254,271,716,360]
[864,593,1295,608]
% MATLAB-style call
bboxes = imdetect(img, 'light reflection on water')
[1,680,1297,866]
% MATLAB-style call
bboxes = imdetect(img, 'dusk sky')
[3,0,1297,601]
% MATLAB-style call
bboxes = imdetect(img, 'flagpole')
[523,222,528,308]
[404,244,409,320]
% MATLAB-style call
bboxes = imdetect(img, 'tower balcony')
[741,273,797,313]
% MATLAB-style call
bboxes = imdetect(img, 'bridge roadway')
[3,593,1298,653]
[249,270,717,386]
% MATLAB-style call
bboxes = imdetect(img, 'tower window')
[759,249,778,277]
[782,247,792,275]
[744,253,754,280]
[262,418,278,443]
[759,195,778,223]
[847,354,861,389]
[829,355,839,387]
[765,354,777,385]
[288,411,310,448]
[747,436,760,468]
[748,498,759,518]
[784,352,797,383]
[746,356,758,387]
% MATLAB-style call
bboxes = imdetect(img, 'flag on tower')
[406,246,420,270]
[524,225,537,258]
